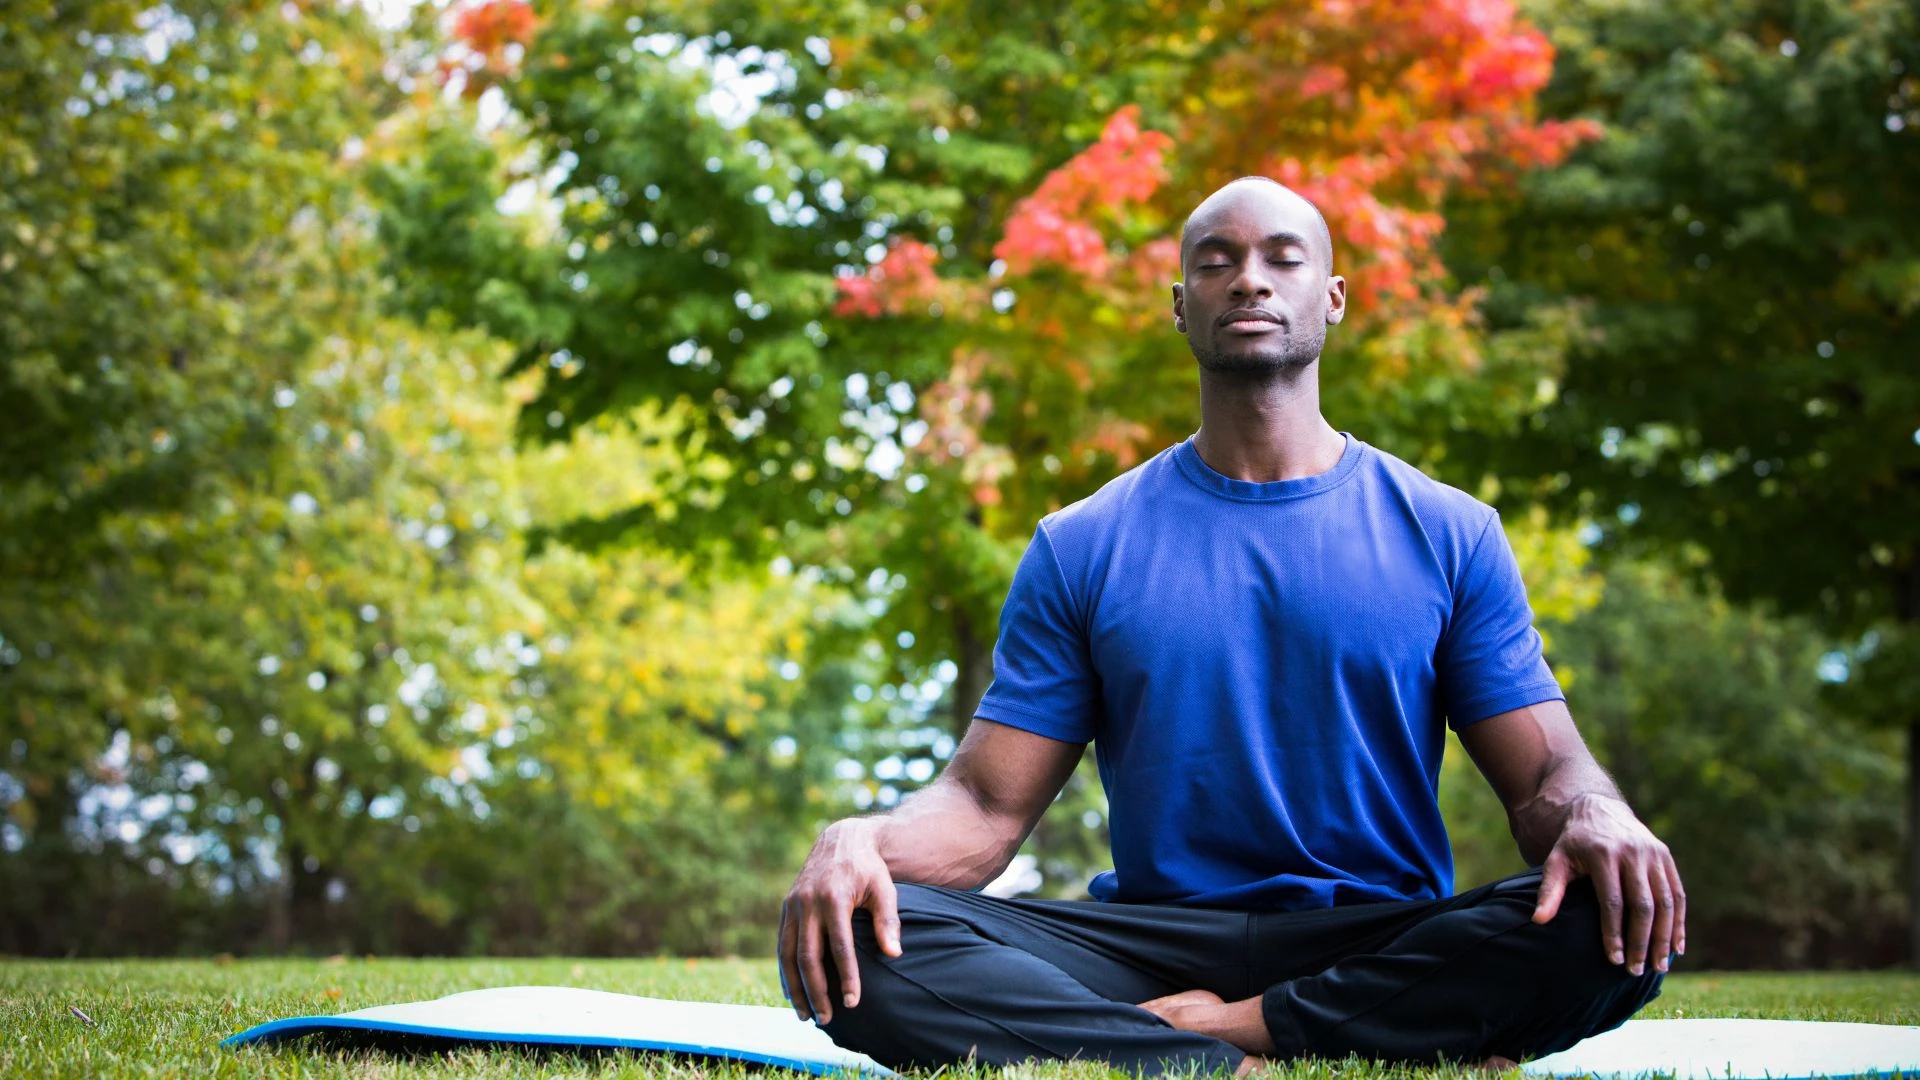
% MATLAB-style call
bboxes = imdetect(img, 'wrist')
[1564,789,1631,825]
[825,815,886,857]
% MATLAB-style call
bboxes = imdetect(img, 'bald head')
[1169,176,1348,377]
[1179,177,1335,277]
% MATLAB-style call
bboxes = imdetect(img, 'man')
[778,178,1682,1074]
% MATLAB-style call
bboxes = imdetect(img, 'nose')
[1229,256,1274,300]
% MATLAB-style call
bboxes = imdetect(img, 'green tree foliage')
[384,0,1610,899]
[0,306,840,954]
[0,1,845,955]
[1443,0,1920,957]
[7,0,1907,962]
[398,0,1601,724]
[0,0,396,581]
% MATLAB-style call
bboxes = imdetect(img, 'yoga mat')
[222,985,893,1075]
[227,987,1920,1078]
[1522,1017,1920,1079]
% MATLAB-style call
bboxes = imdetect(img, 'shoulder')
[1349,441,1507,589]
[1355,439,1497,537]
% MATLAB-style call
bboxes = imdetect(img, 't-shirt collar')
[1172,431,1366,502]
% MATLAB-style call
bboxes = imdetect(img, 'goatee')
[1192,332,1325,379]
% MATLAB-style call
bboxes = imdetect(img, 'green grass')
[1,959,1915,1078]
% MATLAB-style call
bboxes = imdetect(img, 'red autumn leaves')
[994,106,1174,281]
[840,0,1599,317]
[829,0,1600,513]
[441,0,537,96]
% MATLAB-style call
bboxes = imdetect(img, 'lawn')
[2,958,1916,1078]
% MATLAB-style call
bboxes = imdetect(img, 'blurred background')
[1,0,1914,969]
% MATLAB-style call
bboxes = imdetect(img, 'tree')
[0,0,847,954]
[408,0,1598,707]
[0,0,399,582]
[381,0,1608,897]
[0,302,841,954]
[1443,0,1920,959]
[0,0,411,948]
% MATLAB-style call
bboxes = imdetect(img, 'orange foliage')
[833,0,1598,514]
[1201,0,1601,310]
[993,106,1174,279]
[438,0,538,97]
[833,239,952,319]
[454,0,536,57]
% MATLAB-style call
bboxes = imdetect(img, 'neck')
[1192,363,1344,482]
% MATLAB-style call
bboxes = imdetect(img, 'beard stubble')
[1191,319,1327,379]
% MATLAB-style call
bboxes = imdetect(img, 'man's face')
[1172,182,1346,376]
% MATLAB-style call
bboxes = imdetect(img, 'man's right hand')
[776,720,1085,1023]
[777,818,903,1024]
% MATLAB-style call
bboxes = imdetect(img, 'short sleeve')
[1438,512,1565,729]
[973,522,1100,744]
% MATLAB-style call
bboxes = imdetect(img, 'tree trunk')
[1903,559,1920,969]
[274,840,330,952]
[950,604,995,740]
[267,863,291,952]
[1910,715,1919,969]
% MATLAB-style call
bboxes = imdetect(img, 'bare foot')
[1477,1055,1519,1072]
[1138,988,1278,1056]
[1141,996,1267,1077]
[1138,988,1226,1030]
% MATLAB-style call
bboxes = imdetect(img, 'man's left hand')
[1531,793,1685,975]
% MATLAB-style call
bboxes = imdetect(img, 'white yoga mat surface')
[1524,1017,1920,1079]
[226,987,1920,1079]
[223,986,893,1075]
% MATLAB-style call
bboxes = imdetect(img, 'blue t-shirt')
[974,433,1563,911]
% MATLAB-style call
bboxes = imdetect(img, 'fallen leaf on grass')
[68,1006,96,1027]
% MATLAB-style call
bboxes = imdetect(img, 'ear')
[1171,282,1187,334]
[1324,275,1348,326]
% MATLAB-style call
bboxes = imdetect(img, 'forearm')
[1505,751,1627,867]
[831,776,1026,890]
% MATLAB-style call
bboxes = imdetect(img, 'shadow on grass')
[263,1032,1502,1080]
[261,1030,790,1077]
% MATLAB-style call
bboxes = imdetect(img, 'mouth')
[1219,309,1285,334]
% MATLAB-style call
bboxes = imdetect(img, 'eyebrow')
[1190,231,1313,254]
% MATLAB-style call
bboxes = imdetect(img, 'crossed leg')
[814,871,1664,1077]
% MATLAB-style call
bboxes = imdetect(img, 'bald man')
[778,179,1679,1075]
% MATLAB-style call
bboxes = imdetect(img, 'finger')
[828,899,863,1012]
[777,903,810,1020]
[1666,858,1688,960]
[1532,848,1571,925]
[798,909,834,1025]
[871,876,903,958]
[1591,856,1626,967]
[1647,861,1675,974]
[1622,859,1656,976]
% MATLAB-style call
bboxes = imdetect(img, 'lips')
[1218,308,1284,332]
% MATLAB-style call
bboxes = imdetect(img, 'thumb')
[1533,848,1571,925]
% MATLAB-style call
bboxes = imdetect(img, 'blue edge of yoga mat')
[225,986,1920,1078]
[224,987,893,1076]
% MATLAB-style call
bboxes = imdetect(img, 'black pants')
[814,869,1664,1075]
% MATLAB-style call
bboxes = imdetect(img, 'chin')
[1194,347,1317,377]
